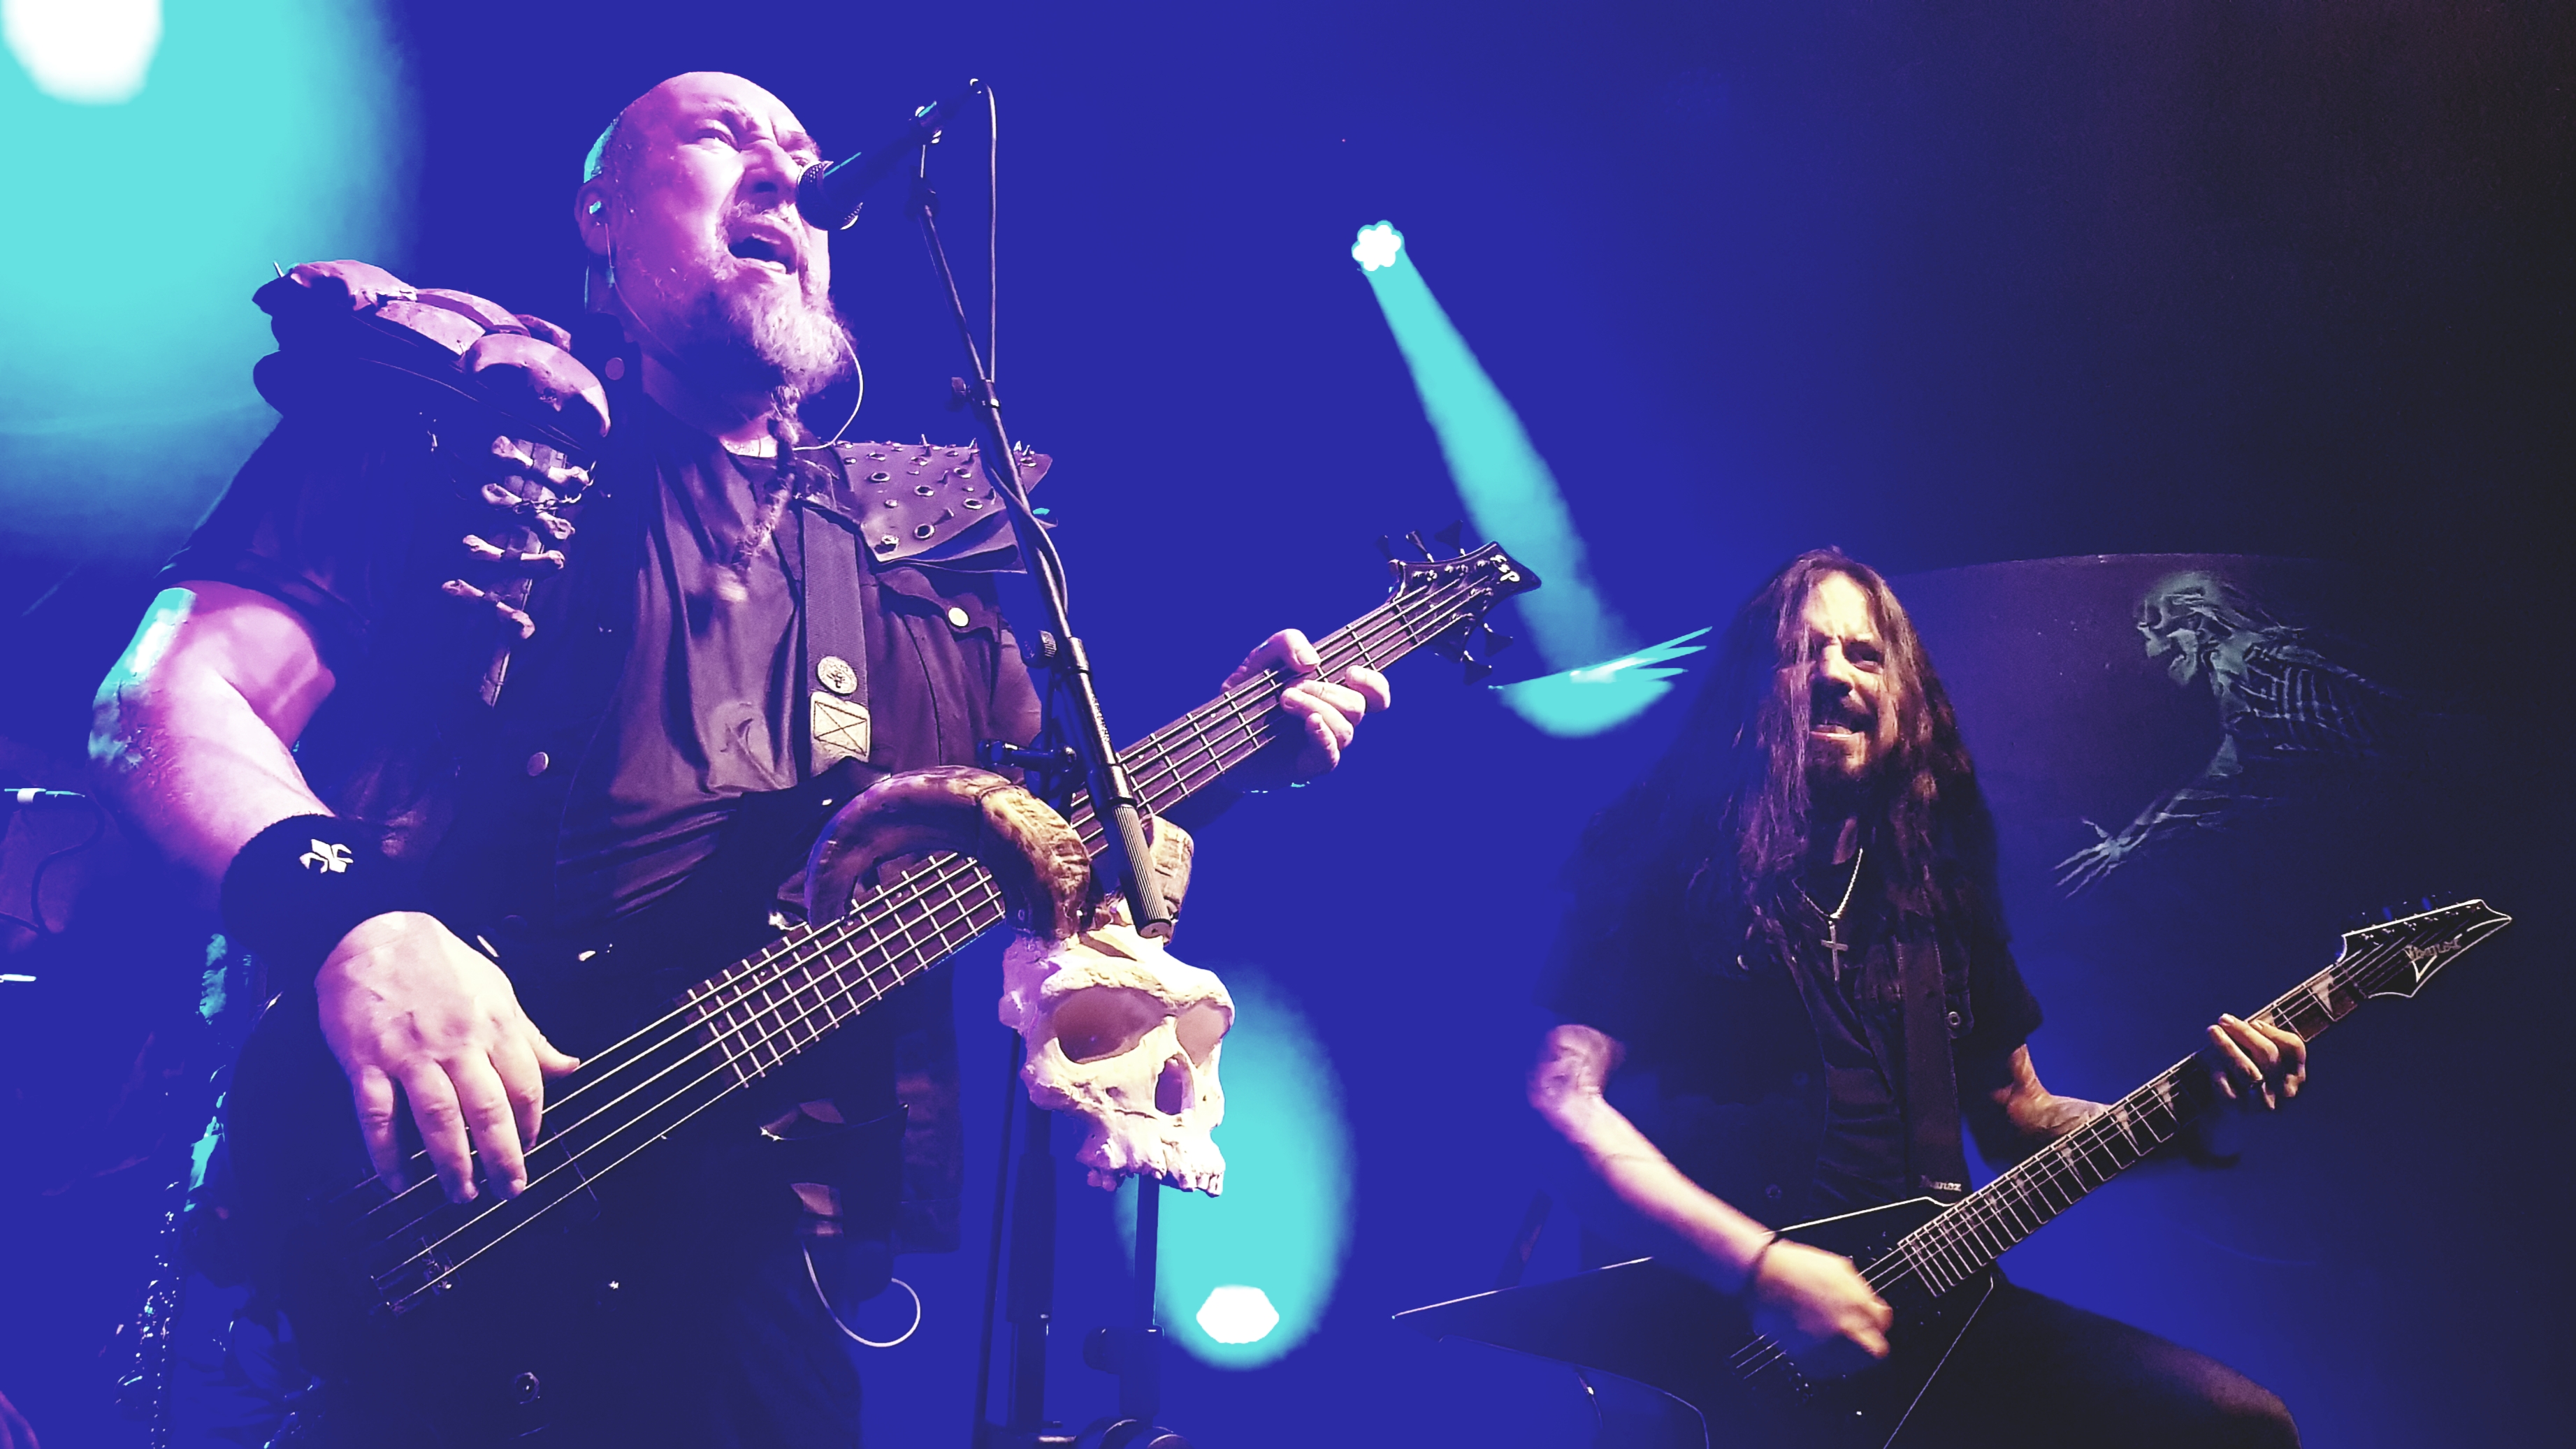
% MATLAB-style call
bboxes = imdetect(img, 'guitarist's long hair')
[1561,550,2002,986]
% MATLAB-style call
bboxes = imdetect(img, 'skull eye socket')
[1048,986,1171,1064]
[1174,1002,1229,1067]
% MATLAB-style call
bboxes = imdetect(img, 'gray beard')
[672,280,851,417]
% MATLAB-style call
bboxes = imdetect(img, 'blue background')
[3,3,2569,1445]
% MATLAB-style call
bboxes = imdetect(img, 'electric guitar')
[1396,897,2512,1449]
[222,539,1535,1441]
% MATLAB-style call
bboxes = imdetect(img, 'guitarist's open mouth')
[1809,703,1873,740]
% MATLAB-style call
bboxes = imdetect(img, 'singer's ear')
[574,180,614,259]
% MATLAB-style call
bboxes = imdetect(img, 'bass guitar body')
[226,983,632,1446]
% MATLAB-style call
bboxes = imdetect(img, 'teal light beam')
[1352,222,1635,671]
[1,0,414,554]
[1117,967,1352,1369]
[1493,627,1714,738]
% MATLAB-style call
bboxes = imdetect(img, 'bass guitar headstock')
[1378,523,1542,683]
[2337,898,2512,1000]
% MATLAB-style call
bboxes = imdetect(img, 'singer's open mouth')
[728,235,793,273]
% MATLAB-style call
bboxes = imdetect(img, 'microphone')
[797,80,987,232]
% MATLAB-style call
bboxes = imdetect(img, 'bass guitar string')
[1725,931,2427,1382]
[513,567,1456,1121]
[558,560,1466,1084]
[379,567,1492,1265]
[367,567,1499,1268]
[353,574,1495,1257]
[360,589,1420,1242]
[357,565,1478,1227]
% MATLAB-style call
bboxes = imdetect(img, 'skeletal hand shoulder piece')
[801,769,1231,1195]
[252,261,614,701]
[251,260,610,460]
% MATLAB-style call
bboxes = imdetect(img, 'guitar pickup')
[372,1248,458,1317]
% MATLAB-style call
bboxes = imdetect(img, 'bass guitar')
[224,539,1535,1441]
[1396,897,2511,1449]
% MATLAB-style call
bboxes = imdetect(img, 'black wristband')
[219,815,425,981]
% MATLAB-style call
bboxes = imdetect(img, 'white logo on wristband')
[298,840,354,874]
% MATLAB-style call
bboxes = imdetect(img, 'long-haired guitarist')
[1532,551,2304,1446]
[90,71,1389,1446]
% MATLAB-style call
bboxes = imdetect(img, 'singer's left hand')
[1222,629,1391,784]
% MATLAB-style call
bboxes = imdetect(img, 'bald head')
[574,73,846,418]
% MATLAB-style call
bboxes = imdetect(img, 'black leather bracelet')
[219,815,424,981]
[1738,1232,1783,1297]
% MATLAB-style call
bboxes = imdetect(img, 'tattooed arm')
[1531,1024,1894,1366]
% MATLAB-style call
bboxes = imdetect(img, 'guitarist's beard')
[1802,760,1892,850]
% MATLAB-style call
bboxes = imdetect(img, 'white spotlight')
[1194,1284,1282,1346]
[4,0,162,105]
[1351,222,1405,272]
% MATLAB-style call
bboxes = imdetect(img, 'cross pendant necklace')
[1797,845,1867,982]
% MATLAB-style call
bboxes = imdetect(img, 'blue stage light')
[1119,968,1352,1369]
[0,0,412,552]
[1494,627,1714,738]
[1352,222,1701,735]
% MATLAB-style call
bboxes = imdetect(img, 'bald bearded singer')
[91,73,1389,1448]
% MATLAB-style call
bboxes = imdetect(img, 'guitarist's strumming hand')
[1746,1239,1895,1371]
[318,912,581,1203]
[1531,1025,1895,1369]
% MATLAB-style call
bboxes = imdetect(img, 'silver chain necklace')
[1794,845,1866,982]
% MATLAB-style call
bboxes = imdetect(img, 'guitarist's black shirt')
[1542,851,2043,1230]
[1780,864,1911,1211]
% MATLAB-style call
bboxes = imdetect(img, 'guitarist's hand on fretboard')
[2205,1012,2308,1112]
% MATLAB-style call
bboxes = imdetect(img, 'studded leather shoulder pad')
[825,439,1053,568]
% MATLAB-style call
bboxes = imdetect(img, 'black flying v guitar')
[1396,897,2512,1449]
[222,539,1535,1440]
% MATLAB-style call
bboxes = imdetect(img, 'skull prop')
[1001,909,1232,1194]
[803,769,1231,1195]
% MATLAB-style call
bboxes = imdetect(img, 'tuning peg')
[1479,625,1515,655]
[1377,534,1399,561]
[1402,530,1438,560]
[1434,520,1465,553]
[1462,657,1495,683]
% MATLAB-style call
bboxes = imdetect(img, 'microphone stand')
[902,170,1187,1449]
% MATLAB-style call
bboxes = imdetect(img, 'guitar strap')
[795,487,874,772]
[1898,932,1971,1202]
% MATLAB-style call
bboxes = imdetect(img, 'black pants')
[1902,1279,2298,1449]
[1589,1278,2298,1449]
